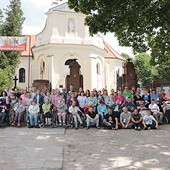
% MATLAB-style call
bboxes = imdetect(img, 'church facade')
[16,2,125,91]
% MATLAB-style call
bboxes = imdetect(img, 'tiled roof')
[104,41,125,60]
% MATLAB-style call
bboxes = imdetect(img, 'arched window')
[96,63,100,75]
[19,68,25,83]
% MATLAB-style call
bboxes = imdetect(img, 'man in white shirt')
[69,101,83,130]
[143,109,158,129]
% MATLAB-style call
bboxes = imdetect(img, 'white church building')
[16,2,125,92]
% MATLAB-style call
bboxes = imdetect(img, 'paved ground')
[62,125,170,170]
[0,125,170,170]
[0,127,65,170]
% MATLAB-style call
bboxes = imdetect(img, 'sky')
[0,0,134,56]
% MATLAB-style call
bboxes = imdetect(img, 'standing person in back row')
[122,86,132,99]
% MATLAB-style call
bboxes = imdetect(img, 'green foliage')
[133,53,158,86]
[1,0,24,36]
[0,68,12,91]
[121,53,132,60]
[0,0,24,78]
[68,0,170,79]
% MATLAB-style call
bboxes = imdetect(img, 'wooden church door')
[66,61,83,92]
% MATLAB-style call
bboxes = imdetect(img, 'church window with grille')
[19,68,25,83]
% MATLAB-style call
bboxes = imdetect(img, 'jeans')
[29,114,39,126]
[14,112,24,124]
[86,117,99,127]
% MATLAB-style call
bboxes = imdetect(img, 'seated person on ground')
[123,97,136,112]
[86,106,100,130]
[69,101,83,130]
[42,100,52,126]
[103,107,118,130]
[57,99,68,126]
[28,100,40,128]
[120,107,133,129]
[12,98,25,127]
[149,99,163,124]
[143,109,158,130]
[131,109,143,130]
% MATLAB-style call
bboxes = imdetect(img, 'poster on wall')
[0,36,27,51]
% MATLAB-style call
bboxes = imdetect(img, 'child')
[143,109,158,130]
[131,109,143,130]
[42,100,52,126]
[69,101,83,130]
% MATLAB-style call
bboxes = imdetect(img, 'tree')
[0,8,3,23]
[133,53,158,86]
[0,68,12,91]
[68,0,170,79]
[0,0,25,76]
[121,53,132,60]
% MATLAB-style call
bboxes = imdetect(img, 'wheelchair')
[66,111,86,129]
[10,108,27,127]
[0,108,11,127]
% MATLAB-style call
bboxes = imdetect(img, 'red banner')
[0,36,27,51]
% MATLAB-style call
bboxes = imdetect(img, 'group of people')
[0,85,170,130]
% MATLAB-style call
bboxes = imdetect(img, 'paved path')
[0,125,170,170]
[63,125,170,170]
[0,127,65,170]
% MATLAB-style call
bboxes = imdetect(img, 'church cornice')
[32,43,105,54]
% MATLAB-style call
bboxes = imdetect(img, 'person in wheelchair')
[57,99,68,126]
[28,100,40,128]
[69,100,83,130]
[0,98,6,126]
[1,99,11,126]
[12,98,25,127]
[42,99,52,127]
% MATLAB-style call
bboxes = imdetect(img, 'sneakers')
[138,126,141,131]
[85,126,89,130]
[135,126,137,130]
